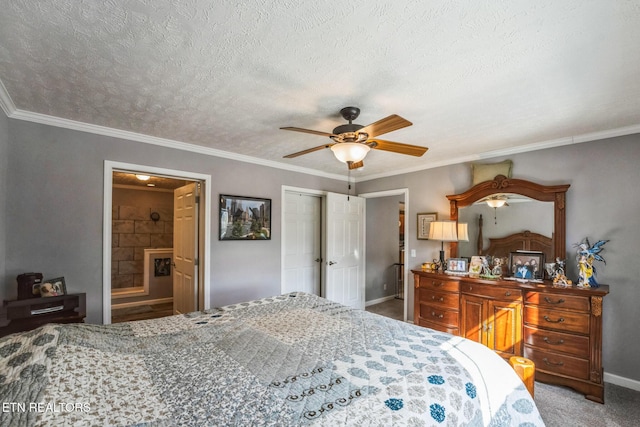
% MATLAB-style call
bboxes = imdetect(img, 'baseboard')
[604,371,640,392]
[365,295,398,307]
[111,297,173,310]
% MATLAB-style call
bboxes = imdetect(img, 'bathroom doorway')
[103,161,212,324]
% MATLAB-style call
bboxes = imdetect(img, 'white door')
[282,192,322,295]
[173,182,198,314]
[325,192,365,310]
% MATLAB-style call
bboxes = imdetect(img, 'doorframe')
[102,160,212,324]
[359,188,409,322]
[280,186,327,297]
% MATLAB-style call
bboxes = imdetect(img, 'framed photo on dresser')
[509,251,544,280]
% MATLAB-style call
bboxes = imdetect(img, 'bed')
[0,292,543,426]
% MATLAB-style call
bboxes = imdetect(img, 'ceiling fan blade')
[368,139,428,157]
[283,143,334,158]
[358,115,412,138]
[348,160,364,170]
[280,126,336,137]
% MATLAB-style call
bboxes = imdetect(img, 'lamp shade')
[428,221,458,242]
[330,142,370,163]
[457,223,469,242]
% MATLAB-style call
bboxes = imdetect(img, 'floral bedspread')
[0,292,544,426]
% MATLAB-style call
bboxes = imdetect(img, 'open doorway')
[360,189,409,322]
[110,172,196,322]
[102,161,212,324]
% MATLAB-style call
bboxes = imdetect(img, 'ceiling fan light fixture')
[486,198,507,208]
[330,143,370,163]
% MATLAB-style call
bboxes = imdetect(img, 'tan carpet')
[534,381,640,426]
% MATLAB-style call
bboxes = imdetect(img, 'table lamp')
[429,221,458,272]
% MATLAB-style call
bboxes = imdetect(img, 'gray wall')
[3,119,347,323]
[357,134,640,383]
[365,195,403,302]
[2,114,639,383]
[0,112,7,286]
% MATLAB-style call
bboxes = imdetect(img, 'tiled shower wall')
[112,205,173,288]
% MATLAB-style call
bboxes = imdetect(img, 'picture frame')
[220,194,271,240]
[417,212,437,239]
[154,257,172,277]
[447,258,468,273]
[469,255,486,275]
[38,277,67,297]
[509,251,545,280]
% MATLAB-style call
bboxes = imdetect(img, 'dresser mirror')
[457,196,554,258]
[446,175,570,261]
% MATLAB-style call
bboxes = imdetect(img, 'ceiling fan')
[280,107,428,169]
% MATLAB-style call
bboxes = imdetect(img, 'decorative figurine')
[481,256,492,276]
[574,238,609,288]
[491,257,506,277]
[548,258,572,287]
[479,255,500,279]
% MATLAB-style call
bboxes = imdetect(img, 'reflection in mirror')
[457,194,554,258]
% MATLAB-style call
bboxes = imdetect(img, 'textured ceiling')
[1,1,640,179]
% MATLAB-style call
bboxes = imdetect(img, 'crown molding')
[0,79,17,117]
[356,125,640,183]
[4,108,349,182]
[2,79,638,183]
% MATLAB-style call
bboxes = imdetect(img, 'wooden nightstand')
[0,293,86,337]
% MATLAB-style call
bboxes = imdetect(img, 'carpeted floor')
[534,381,640,426]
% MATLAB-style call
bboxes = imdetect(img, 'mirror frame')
[447,175,570,260]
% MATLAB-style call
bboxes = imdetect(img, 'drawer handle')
[543,315,565,324]
[543,357,564,367]
[543,337,565,345]
[431,311,444,319]
[432,281,443,287]
[544,297,565,305]
[431,296,444,302]
[505,291,512,297]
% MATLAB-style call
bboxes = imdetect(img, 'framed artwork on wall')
[220,195,271,240]
[417,212,437,240]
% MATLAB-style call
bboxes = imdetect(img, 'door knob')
[315,258,322,263]
[328,261,337,265]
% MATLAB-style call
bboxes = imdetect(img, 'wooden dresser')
[413,271,609,403]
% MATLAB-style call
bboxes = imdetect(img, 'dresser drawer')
[416,319,459,336]
[419,277,459,292]
[417,288,459,309]
[460,282,522,301]
[418,303,459,327]
[525,291,590,312]
[524,305,590,334]
[525,346,590,380]
[524,324,589,358]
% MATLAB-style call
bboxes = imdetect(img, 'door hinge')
[194,258,199,266]
[195,195,200,204]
